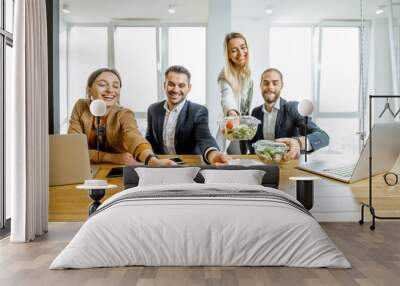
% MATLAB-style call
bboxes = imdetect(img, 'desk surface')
[49,155,400,222]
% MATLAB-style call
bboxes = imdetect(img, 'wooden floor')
[1,222,400,286]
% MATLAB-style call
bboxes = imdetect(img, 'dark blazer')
[248,98,329,153]
[146,100,219,160]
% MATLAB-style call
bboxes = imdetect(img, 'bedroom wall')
[367,15,400,125]
[369,19,395,123]
[206,0,271,134]
[206,0,366,134]
[53,0,400,142]
[206,0,231,135]
[59,20,68,134]
[230,0,270,110]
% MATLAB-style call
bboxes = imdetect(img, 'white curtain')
[8,0,49,242]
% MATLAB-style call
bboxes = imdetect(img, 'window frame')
[110,21,161,118]
[64,22,110,128]
[317,20,364,152]
[164,23,207,105]
[269,20,365,153]
[268,24,317,104]
[315,20,363,119]
[1,0,14,231]
[394,22,400,92]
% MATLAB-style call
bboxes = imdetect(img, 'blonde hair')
[218,32,251,93]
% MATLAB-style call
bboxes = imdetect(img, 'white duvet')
[50,183,351,269]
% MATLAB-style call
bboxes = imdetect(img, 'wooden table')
[48,155,400,222]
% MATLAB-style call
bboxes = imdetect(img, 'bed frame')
[123,165,280,189]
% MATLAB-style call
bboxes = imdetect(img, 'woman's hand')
[104,152,140,165]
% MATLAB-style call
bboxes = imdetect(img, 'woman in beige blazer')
[68,68,174,166]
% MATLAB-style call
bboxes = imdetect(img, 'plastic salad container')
[219,116,260,141]
[253,140,289,163]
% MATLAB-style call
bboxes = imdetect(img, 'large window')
[317,26,361,155]
[5,44,11,220]
[60,23,206,134]
[1,0,14,231]
[397,24,400,86]
[5,0,12,33]
[269,23,361,154]
[269,27,314,102]
[319,27,360,113]
[168,26,206,105]
[65,26,108,132]
[114,26,159,113]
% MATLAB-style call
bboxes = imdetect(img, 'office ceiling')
[60,0,208,23]
[60,0,398,24]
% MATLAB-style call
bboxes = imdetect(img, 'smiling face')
[227,37,248,68]
[88,71,121,107]
[164,71,191,108]
[260,70,283,104]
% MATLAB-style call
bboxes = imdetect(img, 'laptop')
[49,134,99,186]
[297,122,400,183]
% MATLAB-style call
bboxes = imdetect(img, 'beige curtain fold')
[9,0,48,242]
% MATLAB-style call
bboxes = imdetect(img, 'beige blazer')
[68,99,151,163]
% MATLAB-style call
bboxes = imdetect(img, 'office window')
[5,44,11,219]
[59,26,68,133]
[316,118,359,154]
[0,36,3,229]
[68,26,108,119]
[5,0,13,33]
[1,0,14,229]
[319,27,360,112]
[269,27,313,102]
[168,27,206,105]
[114,27,158,113]
[269,24,362,154]
[397,25,400,86]
[61,23,206,133]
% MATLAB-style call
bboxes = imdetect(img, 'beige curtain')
[8,0,48,242]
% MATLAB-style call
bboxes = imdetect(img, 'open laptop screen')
[298,122,400,183]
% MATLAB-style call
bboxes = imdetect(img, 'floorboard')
[1,222,400,286]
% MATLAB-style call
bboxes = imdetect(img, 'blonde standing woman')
[216,32,254,154]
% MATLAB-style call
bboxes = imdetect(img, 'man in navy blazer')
[146,65,230,165]
[247,68,329,160]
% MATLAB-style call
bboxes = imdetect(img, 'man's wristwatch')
[144,154,160,165]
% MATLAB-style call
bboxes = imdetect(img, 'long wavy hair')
[218,32,251,93]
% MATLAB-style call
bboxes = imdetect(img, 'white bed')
[50,183,351,269]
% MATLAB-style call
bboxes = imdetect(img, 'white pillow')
[200,169,265,185]
[135,167,200,186]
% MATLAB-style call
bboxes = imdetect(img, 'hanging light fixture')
[168,4,176,14]
[62,3,71,14]
[376,5,385,15]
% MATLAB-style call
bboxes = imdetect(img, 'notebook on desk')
[297,122,400,183]
[49,134,98,186]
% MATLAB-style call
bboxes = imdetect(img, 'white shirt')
[162,99,186,154]
[262,97,281,140]
[262,97,311,151]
